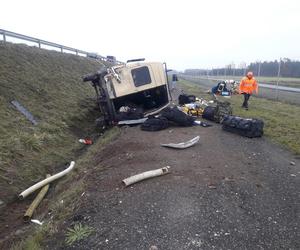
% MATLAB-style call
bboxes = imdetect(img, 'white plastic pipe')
[161,136,200,149]
[122,166,170,187]
[19,161,75,200]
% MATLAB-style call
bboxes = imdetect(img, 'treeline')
[184,58,300,78]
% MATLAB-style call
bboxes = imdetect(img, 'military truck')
[83,59,171,125]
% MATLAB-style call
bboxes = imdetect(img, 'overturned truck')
[83,60,171,126]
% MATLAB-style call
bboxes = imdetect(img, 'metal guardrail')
[0,29,123,64]
[195,76,300,93]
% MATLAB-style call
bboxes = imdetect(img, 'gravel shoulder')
[47,110,300,249]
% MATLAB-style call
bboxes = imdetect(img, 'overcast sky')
[1,0,300,70]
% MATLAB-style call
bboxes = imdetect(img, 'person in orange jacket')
[239,71,258,109]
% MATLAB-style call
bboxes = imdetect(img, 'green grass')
[9,127,120,250]
[0,42,122,249]
[65,223,94,246]
[179,79,300,155]
[0,42,104,202]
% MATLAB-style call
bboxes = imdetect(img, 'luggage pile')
[201,99,264,138]
[178,94,211,117]
[202,100,232,123]
[141,106,196,131]
[140,91,264,139]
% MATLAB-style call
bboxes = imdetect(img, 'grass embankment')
[0,42,103,203]
[0,42,123,249]
[179,79,300,155]
[10,127,120,250]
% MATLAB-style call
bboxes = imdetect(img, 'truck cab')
[83,60,171,125]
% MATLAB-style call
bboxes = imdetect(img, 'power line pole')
[276,58,281,100]
[258,61,261,77]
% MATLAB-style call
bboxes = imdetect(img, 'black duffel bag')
[141,116,169,131]
[222,115,264,138]
[161,106,195,126]
[202,106,216,121]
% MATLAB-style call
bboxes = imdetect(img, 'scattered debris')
[178,94,196,105]
[24,174,50,222]
[208,183,217,189]
[0,199,4,206]
[290,174,296,177]
[224,177,235,182]
[116,106,144,121]
[141,116,169,131]
[11,100,38,125]
[79,139,93,145]
[202,106,216,122]
[180,103,204,116]
[194,120,213,127]
[290,161,296,166]
[161,136,200,149]
[31,219,44,226]
[122,166,171,187]
[19,161,75,199]
[202,100,232,123]
[118,118,148,125]
[161,106,195,127]
[149,246,159,250]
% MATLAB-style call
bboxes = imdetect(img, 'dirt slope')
[47,112,299,249]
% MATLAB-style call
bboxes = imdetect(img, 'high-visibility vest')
[239,77,258,94]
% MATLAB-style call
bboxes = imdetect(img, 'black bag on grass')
[141,116,169,131]
[178,94,196,105]
[222,115,264,138]
[202,106,216,121]
[161,106,195,126]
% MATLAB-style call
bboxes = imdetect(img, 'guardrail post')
[38,40,41,48]
[76,50,78,55]
[3,31,6,42]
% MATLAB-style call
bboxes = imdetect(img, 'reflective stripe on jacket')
[239,77,258,94]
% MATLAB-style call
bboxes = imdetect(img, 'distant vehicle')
[106,55,116,63]
[83,59,171,125]
[87,52,99,59]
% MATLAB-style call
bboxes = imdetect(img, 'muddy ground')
[46,108,300,249]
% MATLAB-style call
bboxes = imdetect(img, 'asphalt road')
[47,114,300,249]
[181,75,300,105]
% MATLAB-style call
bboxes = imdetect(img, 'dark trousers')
[242,93,251,108]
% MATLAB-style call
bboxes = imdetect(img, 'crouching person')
[211,80,230,100]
